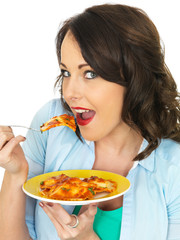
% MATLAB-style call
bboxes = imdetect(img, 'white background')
[0,0,179,188]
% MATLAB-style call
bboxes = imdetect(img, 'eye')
[61,69,70,78]
[84,71,97,79]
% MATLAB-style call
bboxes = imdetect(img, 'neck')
[95,122,143,157]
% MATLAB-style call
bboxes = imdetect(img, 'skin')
[0,30,143,240]
[61,31,142,172]
[0,127,30,239]
[0,129,99,239]
[61,31,143,212]
[61,32,127,142]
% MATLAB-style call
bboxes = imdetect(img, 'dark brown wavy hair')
[55,4,180,161]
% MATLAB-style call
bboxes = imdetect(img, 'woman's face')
[61,31,126,141]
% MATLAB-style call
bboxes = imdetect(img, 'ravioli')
[40,174,117,201]
[40,114,76,132]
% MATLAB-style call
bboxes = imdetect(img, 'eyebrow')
[60,63,89,69]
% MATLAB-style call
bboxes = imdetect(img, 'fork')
[8,125,41,132]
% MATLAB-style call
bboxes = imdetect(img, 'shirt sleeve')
[166,154,180,239]
[22,100,56,239]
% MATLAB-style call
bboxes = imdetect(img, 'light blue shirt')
[23,99,180,240]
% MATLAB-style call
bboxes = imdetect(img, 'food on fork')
[40,114,76,132]
[39,174,117,201]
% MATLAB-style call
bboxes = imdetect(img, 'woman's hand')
[0,126,28,179]
[39,202,100,240]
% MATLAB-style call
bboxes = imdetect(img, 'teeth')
[74,109,90,113]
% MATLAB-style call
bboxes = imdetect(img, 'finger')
[40,202,73,225]
[40,203,80,240]
[0,126,12,132]
[76,204,97,228]
[39,202,65,236]
[67,214,79,228]
[85,204,97,218]
[78,205,89,215]
[45,202,75,226]
[40,202,81,236]
[0,132,14,150]
[0,135,26,156]
[39,202,64,228]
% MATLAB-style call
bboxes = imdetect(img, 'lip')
[71,107,95,126]
[71,107,91,110]
[76,113,95,126]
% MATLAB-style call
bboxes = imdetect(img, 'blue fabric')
[23,99,180,240]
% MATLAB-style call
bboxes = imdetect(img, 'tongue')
[81,110,95,120]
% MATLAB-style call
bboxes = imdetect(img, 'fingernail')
[46,202,54,207]
[39,202,44,207]
[92,204,97,207]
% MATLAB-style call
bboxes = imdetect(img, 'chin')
[81,134,96,142]
[80,130,102,142]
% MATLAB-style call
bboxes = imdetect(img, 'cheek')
[62,82,68,101]
[100,94,124,119]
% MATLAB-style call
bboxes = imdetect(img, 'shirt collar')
[138,139,155,172]
[84,139,91,145]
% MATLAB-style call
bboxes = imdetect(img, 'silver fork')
[8,125,41,132]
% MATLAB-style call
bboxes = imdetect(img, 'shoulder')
[156,139,180,165]
[31,98,65,127]
[153,139,180,185]
[36,98,65,118]
[23,99,68,170]
[48,98,66,116]
[155,140,180,209]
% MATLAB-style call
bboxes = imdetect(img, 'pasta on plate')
[40,174,117,201]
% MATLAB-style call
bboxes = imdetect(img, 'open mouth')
[72,108,96,126]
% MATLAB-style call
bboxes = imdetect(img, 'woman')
[0,4,179,240]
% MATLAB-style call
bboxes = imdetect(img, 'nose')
[62,74,83,102]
